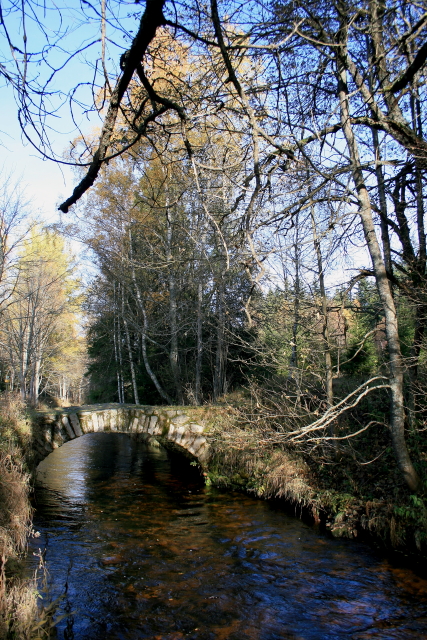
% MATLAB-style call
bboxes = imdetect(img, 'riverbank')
[29,398,427,560]
[0,395,52,640]
[29,429,427,639]
[2,394,427,638]
[192,399,427,564]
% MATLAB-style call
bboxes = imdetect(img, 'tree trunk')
[166,203,183,404]
[19,330,28,402]
[367,33,393,278]
[123,312,140,405]
[213,277,226,401]
[371,128,393,277]
[310,205,333,409]
[337,44,419,491]
[194,214,207,405]
[409,93,426,383]
[289,214,301,406]
[113,284,124,404]
[195,278,204,404]
[29,354,41,406]
[129,230,173,404]
[121,280,139,405]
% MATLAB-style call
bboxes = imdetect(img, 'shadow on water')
[28,433,427,640]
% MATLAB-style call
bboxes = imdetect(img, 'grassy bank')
[0,393,52,640]
[200,392,427,561]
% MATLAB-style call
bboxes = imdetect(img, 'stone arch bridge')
[32,404,210,467]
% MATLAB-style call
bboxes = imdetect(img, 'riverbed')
[28,432,427,639]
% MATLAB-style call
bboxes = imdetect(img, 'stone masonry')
[31,404,209,467]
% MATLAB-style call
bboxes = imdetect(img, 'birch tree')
[0,227,80,405]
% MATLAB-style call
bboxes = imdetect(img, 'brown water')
[29,432,427,639]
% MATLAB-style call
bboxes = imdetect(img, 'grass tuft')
[0,392,55,640]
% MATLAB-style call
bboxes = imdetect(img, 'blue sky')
[1,83,75,221]
[0,0,138,221]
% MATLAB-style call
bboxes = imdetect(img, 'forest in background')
[51,0,426,497]
[0,0,426,505]
[0,178,86,407]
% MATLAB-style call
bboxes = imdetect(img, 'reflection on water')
[29,433,427,639]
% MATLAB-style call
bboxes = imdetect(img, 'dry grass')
[1,551,58,640]
[0,394,33,566]
[2,576,39,640]
[0,444,32,560]
[0,392,46,640]
[205,391,427,553]
[0,395,31,433]
[208,417,315,507]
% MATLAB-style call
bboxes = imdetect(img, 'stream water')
[28,432,427,640]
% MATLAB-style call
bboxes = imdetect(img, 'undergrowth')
[206,386,427,556]
[0,393,55,640]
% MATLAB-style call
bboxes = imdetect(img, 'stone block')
[129,410,137,430]
[62,416,75,439]
[91,412,100,432]
[170,414,189,426]
[197,444,210,462]
[40,426,51,443]
[153,422,163,436]
[55,420,70,442]
[140,415,148,432]
[52,423,66,447]
[173,426,186,444]
[79,413,93,433]
[168,422,176,437]
[180,432,196,449]
[125,411,133,431]
[43,441,54,453]
[189,423,205,434]
[69,413,83,437]
[189,436,206,455]
[97,412,105,431]
[133,414,143,433]
[147,415,158,435]
[139,412,150,432]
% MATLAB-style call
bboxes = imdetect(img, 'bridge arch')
[32,404,209,467]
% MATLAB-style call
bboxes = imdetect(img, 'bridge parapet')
[32,404,210,466]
